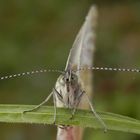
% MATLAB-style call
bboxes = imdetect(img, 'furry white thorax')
[54,70,82,109]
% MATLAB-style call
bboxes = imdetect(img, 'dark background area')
[0,0,140,140]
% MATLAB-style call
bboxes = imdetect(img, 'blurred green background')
[0,0,140,140]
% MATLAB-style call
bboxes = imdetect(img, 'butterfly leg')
[53,88,69,128]
[52,88,57,124]
[23,92,53,113]
[70,91,84,120]
[83,91,107,132]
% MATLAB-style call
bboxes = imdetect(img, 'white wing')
[65,6,98,72]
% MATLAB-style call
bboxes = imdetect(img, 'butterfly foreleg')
[52,88,57,124]
[83,91,107,132]
[70,90,84,119]
[23,92,53,113]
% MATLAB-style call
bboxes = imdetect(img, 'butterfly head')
[62,69,78,85]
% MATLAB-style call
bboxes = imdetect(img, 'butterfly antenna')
[0,69,64,80]
[78,67,140,73]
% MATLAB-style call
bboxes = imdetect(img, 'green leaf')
[0,104,140,134]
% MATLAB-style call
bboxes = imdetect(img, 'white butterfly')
[22,6,108,133]
[0,6,140,136]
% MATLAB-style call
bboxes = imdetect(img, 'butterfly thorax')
[54,70,82,109]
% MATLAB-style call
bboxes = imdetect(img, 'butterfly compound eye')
[66,78,69,82]
[71,76,74,80]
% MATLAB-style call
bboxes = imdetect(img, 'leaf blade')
[0,104,139,134]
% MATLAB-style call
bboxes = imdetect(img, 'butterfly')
[0,6,140,135]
